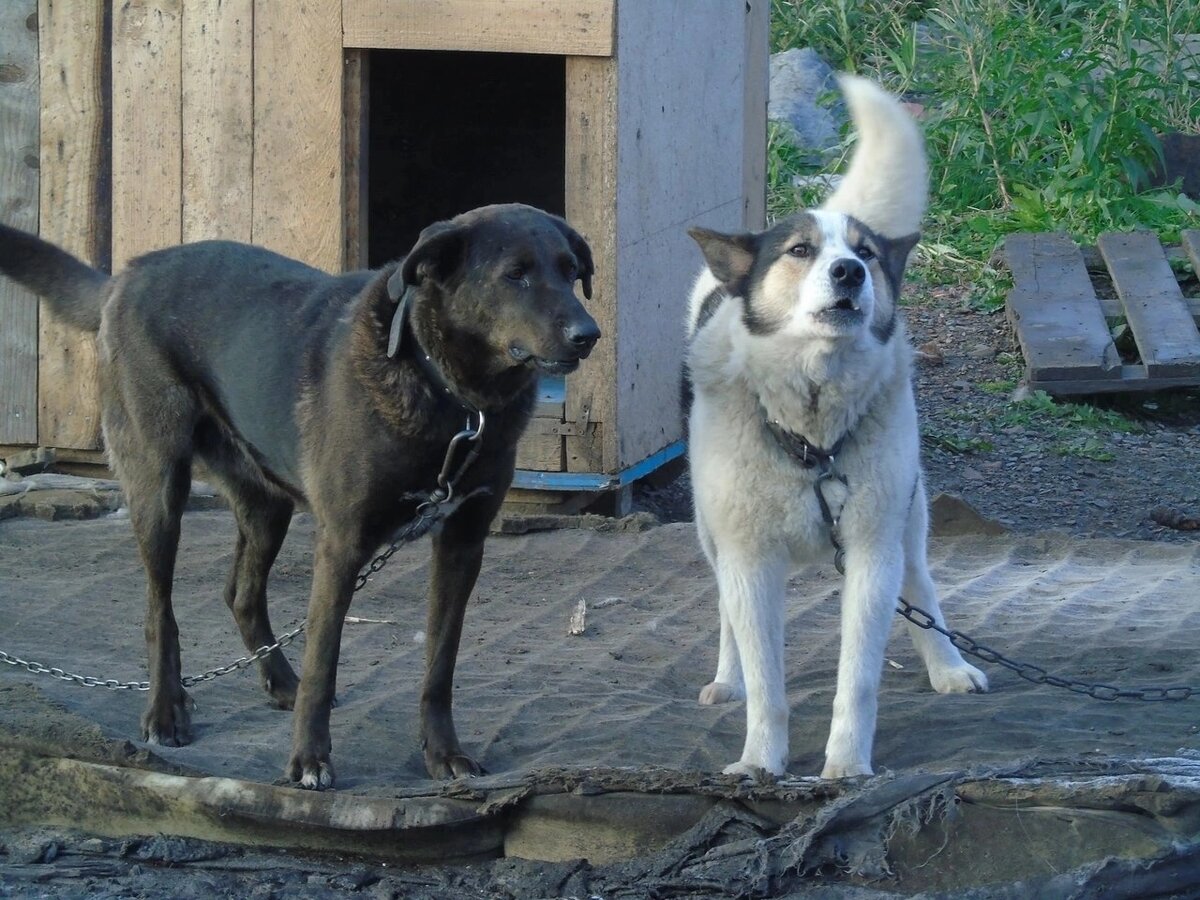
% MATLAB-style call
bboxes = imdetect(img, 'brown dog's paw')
[285,750,336,790]
[424,747,484,780]
[140,691,195,747]
[263,665,300,710]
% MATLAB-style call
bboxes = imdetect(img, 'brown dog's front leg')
[422,518,489,779]
[285,532,360,789]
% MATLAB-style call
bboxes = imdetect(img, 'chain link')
[896,597,1194,702]
[1,416,487,695]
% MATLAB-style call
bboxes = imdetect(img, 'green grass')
[768,0,1200,293]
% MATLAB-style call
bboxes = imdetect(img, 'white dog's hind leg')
[900,482,988,694]
[823,546,903,779]
[696,510,745,704]
[716,553,789,776]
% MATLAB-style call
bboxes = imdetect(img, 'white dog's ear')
[688,227,757,294]
[878,230,921,297]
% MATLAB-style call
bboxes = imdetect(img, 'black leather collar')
[761,408,845,470]
[387,286,479,415]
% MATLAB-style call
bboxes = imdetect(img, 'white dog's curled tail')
[820,74,928,240]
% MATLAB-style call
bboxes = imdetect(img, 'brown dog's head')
[388,204,600,378]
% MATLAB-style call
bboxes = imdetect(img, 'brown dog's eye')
[856,245,876,261]
[788,243,812,258]
[505,267,526,282]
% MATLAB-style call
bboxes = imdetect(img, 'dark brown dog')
[0,204,599,788]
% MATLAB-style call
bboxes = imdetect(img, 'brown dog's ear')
[688,227,757,295]
[390,221,467,300]
[550,216,595,300]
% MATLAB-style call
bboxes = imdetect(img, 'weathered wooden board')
[342,0,616,57]
[1098,231,1200,377]
[252,0,341,271]
[564,56,618,473]
[343,49,369,271]
[182,0,253,243]
[742,0,769,230]
[112,0,183,268]
[0,0,40,445]
[1005,233,1121,382]
[37,0,107,450]
[1181,230,1200,282]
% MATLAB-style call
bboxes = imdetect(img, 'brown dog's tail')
[0,223,109,332]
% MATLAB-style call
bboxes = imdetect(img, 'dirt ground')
[4,295,1200,898]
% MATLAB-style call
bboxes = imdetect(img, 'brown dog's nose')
[565,318,601,352]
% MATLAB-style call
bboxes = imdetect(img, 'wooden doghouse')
[0,1,768,509]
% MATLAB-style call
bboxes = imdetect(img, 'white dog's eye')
[788,243,813,258]
[855,245,876,261]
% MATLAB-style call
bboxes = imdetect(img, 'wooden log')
[0,0,40,444]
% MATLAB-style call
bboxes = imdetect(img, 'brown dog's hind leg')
[421,496,501,779]
[117,447,195,747]
[222,489,299,709]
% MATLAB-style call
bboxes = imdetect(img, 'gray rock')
[769,48,846,163]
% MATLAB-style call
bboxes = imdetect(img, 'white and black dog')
[684,75,987,779]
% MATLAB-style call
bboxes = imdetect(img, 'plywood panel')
[253,0,342,271]
[343,0,616,57]
[37,0,108,450]
[112,0,182,268]
[343,49,369,270]
[0,0,40,445]
[182,0,252,243]
[613,1,746,469]
[564,56,618,472]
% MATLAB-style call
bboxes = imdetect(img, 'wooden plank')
[1032,365,1200,396]
[0,0,40,445]
[37,0,108,450]
[1004,233,1121,382]
[342,0,616,57]
[564,56,617,472]
[112,0,183,268]
[1098,297,1200,320]
[742,0,769,229]
[515,421,565,472]
[253,0,342,271]
[342,49,369,270]
[182,0,253,243]
[1098,231,1200,376]
[1182,230,1200,278]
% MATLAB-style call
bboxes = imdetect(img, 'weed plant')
[770,0,1200,309]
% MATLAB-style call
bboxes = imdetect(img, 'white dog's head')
[686,75,926,349]
[688,212,918,345]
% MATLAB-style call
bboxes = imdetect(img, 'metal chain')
[896,598,1194,702]
[1,415,487,694]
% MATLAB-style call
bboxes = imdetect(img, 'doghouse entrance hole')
[367,50,567,267]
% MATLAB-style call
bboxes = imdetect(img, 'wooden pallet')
[1005,230,1200,395]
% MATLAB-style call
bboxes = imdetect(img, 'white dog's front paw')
[821,757,873,780]
[699,681,745,705]
[723,759,783,779]
[929,660,988,694]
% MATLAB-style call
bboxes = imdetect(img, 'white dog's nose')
[830,257,866,290]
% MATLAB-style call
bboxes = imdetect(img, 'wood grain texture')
[343,49,369,271]
[37,0,108,450]
[343,0,616,56]
[111,0,182,268]
[0,0,40,444]
[253,0,342,271]
[1004,233,1121,381]
[564,56,618,472]
[1099,231,1200,376]
[182,0,252,243]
